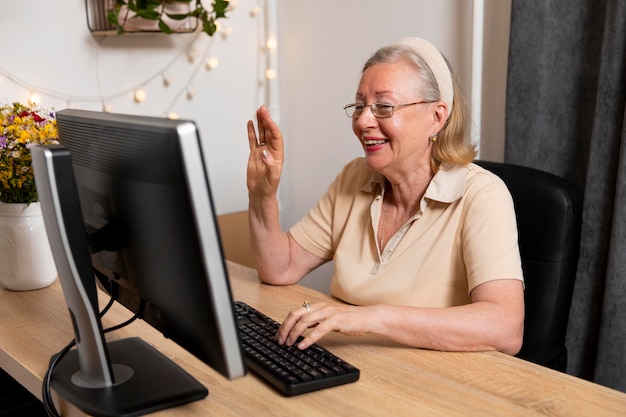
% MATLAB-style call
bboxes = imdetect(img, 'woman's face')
[352,61,441,178]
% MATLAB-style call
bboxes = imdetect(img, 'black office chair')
[474,160,582,372]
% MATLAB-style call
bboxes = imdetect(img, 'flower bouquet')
[0,102,59,204]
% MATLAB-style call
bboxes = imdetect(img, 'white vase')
[0,202,57,291]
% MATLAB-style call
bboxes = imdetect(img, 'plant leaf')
[214,0,229,19]
[135,9,161,20]
[203,19,217,36]
[158,19,174,34]
[166,13,191,21]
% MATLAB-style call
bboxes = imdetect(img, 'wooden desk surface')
[1,261,625,417]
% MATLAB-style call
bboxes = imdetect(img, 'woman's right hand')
[246,106,284,200]
[246,106,327,285]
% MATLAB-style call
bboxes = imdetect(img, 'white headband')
[394,37,454,120]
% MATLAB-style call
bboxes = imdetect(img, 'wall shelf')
[85,0,198,35]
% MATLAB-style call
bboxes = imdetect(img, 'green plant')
[0,102,59,204]
[108,0,230,36]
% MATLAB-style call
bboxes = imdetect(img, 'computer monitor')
[31,109,246,416]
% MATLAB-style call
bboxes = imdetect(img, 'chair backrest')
[474,160,582,371]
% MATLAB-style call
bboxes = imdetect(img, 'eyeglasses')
[343,101,433,119]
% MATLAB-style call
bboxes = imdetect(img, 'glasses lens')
[345,104,363,118]
[344,103,396,118]
[372,104,393,118]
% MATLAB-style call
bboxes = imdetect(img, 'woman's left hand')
[275,301,369,349]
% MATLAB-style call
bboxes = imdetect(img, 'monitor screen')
[32,108,246,415]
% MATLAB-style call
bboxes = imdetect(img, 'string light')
[227,0,239,11]
[162,72,173,87]
[134,89,147,103]
[221,26,234,40]
[186,85,196,100]
[266,37,277,50]
[29,92,41,106]
[0,1,278,117]
[187,47,201,63]
[205,57,220,70]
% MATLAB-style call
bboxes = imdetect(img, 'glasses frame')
[343,101,434,119]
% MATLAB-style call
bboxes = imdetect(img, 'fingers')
[276,302,328,350]
[247,120,259,151]
[251,106,283,148]
[248,107,267,146]
[258,106,283,152]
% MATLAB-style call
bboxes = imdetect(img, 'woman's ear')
[432,101,448,131]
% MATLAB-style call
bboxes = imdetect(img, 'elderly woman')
[246,37,524,355]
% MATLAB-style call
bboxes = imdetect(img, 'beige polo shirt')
[289,158,523,308]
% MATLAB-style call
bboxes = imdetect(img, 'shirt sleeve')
[462,170,524,293]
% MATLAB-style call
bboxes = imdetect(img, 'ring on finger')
[302,300,310,312]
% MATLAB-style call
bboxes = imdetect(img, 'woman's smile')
[363,137,389,151]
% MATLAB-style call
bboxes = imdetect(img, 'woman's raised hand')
[246,106,284,200]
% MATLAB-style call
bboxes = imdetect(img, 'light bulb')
[162,72,173,87]
[168,112,179,120]
[221,26,233,40]
[250,5,261,17]
[134,89,147,103]
[205,57,220,70]
[186,86,196,100]
[187,48,199,63]
[29,92,41,106]
[265,68,277,80]
[266,37,277,50]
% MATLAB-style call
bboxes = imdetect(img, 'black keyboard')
[234,301,360,396]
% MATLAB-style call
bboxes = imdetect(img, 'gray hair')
[362,45,442,104]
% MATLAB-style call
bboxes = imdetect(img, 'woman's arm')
[277,278,524,355]
[246,106,326,284]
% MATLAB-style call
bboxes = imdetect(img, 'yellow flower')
[18,130,30,143]
[0,102,59,203]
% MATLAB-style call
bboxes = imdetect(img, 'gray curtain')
[505,0,626,392]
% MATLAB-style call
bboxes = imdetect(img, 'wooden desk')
[1,261,626,416]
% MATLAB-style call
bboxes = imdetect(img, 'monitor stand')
[51,337,207,417]
[32,145,208,416]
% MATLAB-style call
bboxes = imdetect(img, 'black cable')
[42,339,75,417]
[97,279,116,318]
[41,281,144,416]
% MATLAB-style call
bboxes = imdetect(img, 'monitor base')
[51,337,208,417]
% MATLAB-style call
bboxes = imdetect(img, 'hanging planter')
[85,0,230,36]
[114,0,196,33]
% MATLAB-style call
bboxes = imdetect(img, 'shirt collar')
[361,165,466,203]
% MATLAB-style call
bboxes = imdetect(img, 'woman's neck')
[383,168,433,211]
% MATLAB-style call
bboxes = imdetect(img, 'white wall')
[0,0,263,214]
[0,0,510,293]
